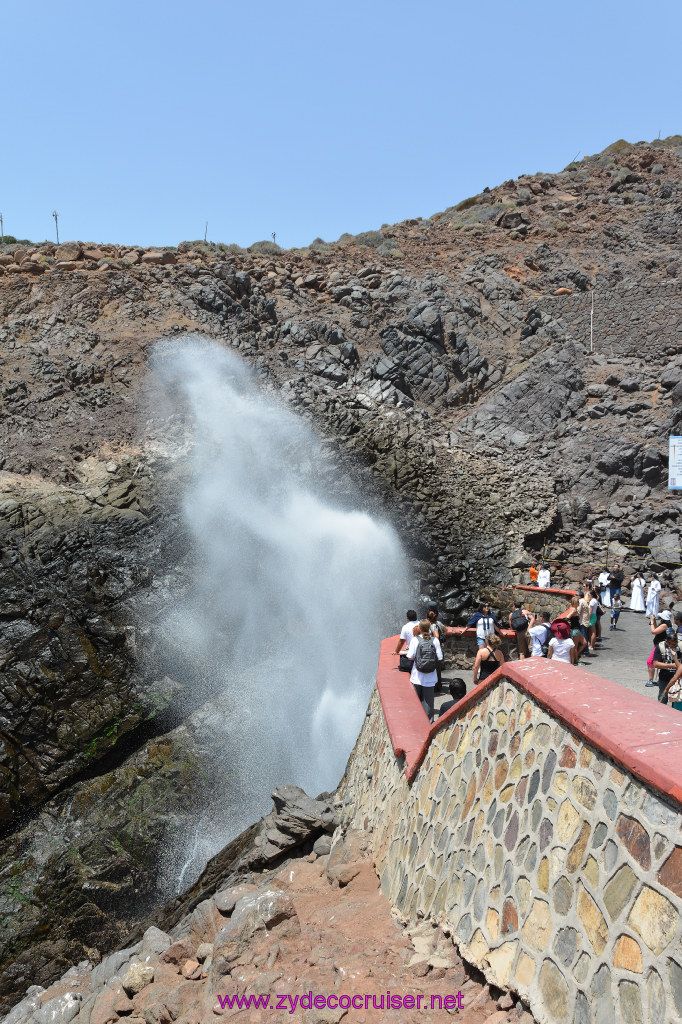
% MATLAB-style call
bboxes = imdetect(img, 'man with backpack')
[406,619,443,722]
[528,610,553,657]
[508,600,534,659]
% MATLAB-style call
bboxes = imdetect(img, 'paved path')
[579,607,659,698]
[435,608,661,716]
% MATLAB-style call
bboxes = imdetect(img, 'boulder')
[89,983,132,1024]
[649,532,681,565]
[214,883,257,915]
[55,243,82,262]
[33,993,82,1024]
[122,963,155,996]
[210,889,298,978]
[141,251,176,265]
[158,940,195,968]
[326,828,373,886]
[270,785,337,839]
[91,946,141,989]
[630,523,655,545]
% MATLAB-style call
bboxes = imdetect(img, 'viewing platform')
[337,619,682,1024]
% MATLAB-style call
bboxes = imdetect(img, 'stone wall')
[504,587,576,620]
[337,641,682,1024]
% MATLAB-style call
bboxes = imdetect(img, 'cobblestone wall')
[337,679,682,1024]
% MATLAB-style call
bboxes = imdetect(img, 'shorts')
[589,614,597,627]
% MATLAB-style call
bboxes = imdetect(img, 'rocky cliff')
[1,136,682,1008]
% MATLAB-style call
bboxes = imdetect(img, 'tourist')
[597,569,612,608]
[609,563,625,603]
[664,671,682,711]
[610,594,623,630]
[587,589,601,651]
[466,602,502,647]
[577,590,592,653]
[394,609,419,671]
[674,611,682,641]
[646,574,662,617]
[472,633,504,686]
[537,564,551,589]
[528,610,553,657]
[509,600,533,659]
[646,611,672,686]
[652,628,682,704]
[427,608,447,687]
[547,619,577,665]
[629,571,646,612]
[438,678,467,716]
[567,596,588,660]
[663,650,682,709]
[528,562,539,586]
[406,618,443,722]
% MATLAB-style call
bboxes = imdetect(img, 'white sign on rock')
[670,436,682,490]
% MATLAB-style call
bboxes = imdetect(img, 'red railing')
[375,635,682,800]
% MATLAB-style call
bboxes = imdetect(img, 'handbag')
[399,654,414,672]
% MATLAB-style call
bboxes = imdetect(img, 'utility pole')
[0,213,3,243]
[52,210,59,244]
[204,221,208,243]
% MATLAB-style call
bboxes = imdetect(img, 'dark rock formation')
[2,135,682,1006]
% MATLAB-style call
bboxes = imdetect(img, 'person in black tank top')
[473,634,504,686]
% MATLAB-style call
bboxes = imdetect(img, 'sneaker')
[645,681,655,687]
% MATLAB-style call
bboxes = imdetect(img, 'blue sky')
[3,0,681,249]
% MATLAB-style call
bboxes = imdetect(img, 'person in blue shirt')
[466,602,503,646]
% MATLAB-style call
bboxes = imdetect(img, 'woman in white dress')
[630,572,646,612]
[646,574,662,617]
[598,570,611,608]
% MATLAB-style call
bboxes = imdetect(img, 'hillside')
[1,136,682,1007]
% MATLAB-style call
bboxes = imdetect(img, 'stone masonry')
[337,666,682,1024]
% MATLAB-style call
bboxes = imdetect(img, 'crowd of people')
[393,605,464,722]
[645,605,682,706]
[393,563,682,723]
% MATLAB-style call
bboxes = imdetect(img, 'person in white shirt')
[406,619,443,722]
[529,611,553,657]
[597,569,612,608]
[587,590,600,650]
[394,610,419,670]
[646,575,662,617]
[537,564,551,589]
[547,620,577,665]
[629,571,646,612]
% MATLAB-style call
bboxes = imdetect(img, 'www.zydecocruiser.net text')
[215,990,465,1012]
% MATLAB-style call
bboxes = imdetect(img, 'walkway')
[579,607,660,697]
[436,608,664,715]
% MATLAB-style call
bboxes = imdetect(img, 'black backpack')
[415,637,438,673]
[540,624,553,657]
[511,609,528,631]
